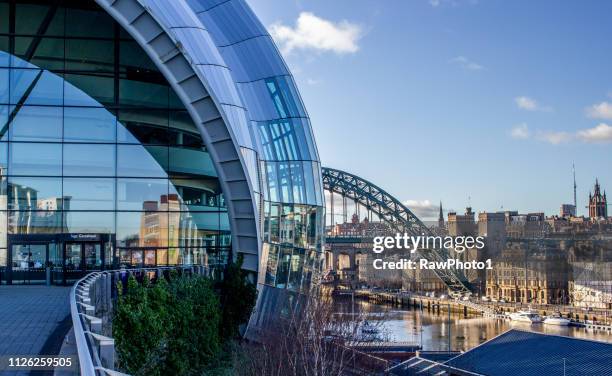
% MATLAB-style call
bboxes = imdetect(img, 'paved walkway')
[0,286,71,357]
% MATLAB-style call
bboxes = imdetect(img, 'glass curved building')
[0,0,324,328]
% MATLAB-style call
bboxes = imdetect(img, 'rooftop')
[445,329,612,376]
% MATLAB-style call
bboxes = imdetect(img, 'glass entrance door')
[84,243,102,270]
[64,242,103,283]
[10,243,47,284]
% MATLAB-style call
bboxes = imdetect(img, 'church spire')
[573,163,577,211]
[438,201,444,228]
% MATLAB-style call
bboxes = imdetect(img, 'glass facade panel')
[64,74,114,106]
[63,178,115,210]
[9,210,64,234]
[119,79,169,109]
[117,178,168,211]
[65,6,113,38]
[13,37,64,70]
[9,143,62,176]
[117,145,167,177]
[65,39,114,72]
[63,144,116,176]
[10,105,62,141]
[8,176,62,210]
[15,3,64,36]
[0,1,230,279]
[10,69,63,105]
[65,211,114,234]
[116,211,169,248]
[64,107,116,142]
[0,69,8,101]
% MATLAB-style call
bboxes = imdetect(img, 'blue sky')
[248,0,611,219]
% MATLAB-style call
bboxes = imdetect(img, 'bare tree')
[235,288,390,376]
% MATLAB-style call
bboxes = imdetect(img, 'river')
[335,299,612,352]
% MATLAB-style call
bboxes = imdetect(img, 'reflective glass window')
[171,177,221,211]
[10,69,63,105]
[264,244,279,285]
[169,111,198,140]
[171,212,216,249]
[66,39,114,72]
[275,246,292,288]
[63,178,115,210]
[13,37,64,70]
[278,162,292,202]
[64,107,116,143]
[119,79,169,108]
[269,203,280,243]
[302,161,316,205]
[117,178,168,211]
[0,141,6,171]
[117,109,169,144]
[288,248,304,290]
[0,3,7,34]
[8,176,62,211]
[15,3,64,36]
[9,210,63,234]
[10,105,62,141]
[169,146,215,177]
[168,248,181,265]
[265,163,279,202]
[117,145,167,177]
[65,7,113,38]
[65,211,115,234]
[63,144,116,176]
[120,40,157,72]
[0,69,8,102]
[156,248,168,266]
[9,142,61,176]
[116,211,168,248]
[290,162,306,204]
[0,41,7,67]
[64,74,114,106]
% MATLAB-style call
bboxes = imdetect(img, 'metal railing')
[71,265,208,376]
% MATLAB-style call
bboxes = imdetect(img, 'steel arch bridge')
[322,167,472,294]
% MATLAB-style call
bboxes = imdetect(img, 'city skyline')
[248,0,612,219]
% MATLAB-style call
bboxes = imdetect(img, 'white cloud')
[306,78,322,86]
[510,123,530,139]
[586,101,612,120]
[515,96,552,112]
[536,131,572,145]
[269,12,363,55]
[404,200,440,218]
[577,123,612,143]
[430,0,479,7]
[449,56,483,71]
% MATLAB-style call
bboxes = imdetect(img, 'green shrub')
[217,256,258,340]
[113,262,257,375]
[114,273,221,375]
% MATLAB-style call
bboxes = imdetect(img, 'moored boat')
[509,309,542,323]
[543,314,571,326]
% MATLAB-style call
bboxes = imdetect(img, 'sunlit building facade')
[0,0,324,329]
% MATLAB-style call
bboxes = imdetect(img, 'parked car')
[499,299,506,303]
[481,296,490,302]
[461,296,470,301]
[439,294,447,300]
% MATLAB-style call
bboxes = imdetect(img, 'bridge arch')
[322,167,472,294]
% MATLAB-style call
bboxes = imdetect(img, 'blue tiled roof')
[445,329,612,376]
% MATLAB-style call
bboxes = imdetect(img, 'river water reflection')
[336,299,612,352]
